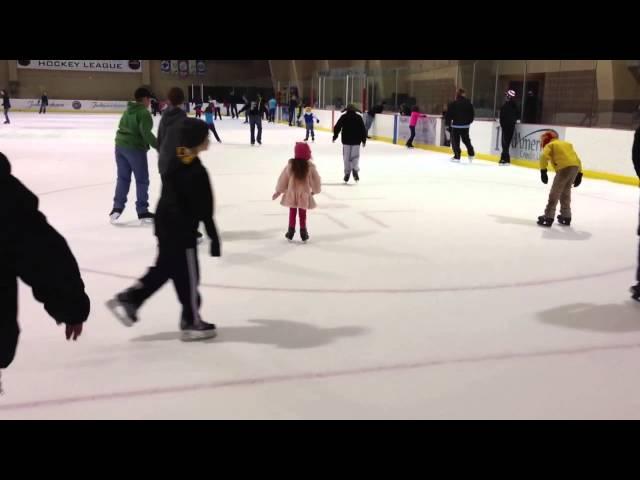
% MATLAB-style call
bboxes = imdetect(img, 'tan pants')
[544,166,579,218]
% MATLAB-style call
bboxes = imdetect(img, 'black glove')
[540,169,548,184]
[573,172,583,187]
[210,235,221,257]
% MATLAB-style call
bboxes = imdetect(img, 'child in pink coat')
[406,105,428,148]
[272,142,322,242]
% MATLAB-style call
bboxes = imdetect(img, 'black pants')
[288,107,296,126]
[406,125,416,146]
[304,123,315,140]
[501,124,515,161]
[230,104,238,118]
[3,107,9,123]
[130,243,202,324]
[249,114,262,144]
[39,104,47,114]
[207,123,221,142]
[451,128,475,159]
[214,108,222,120]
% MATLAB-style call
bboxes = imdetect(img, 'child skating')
[301,106,320,142]
[272,142,322,243]
[106,118,221,341]
[204,104,222,143]
[406,105,427,148]
[536,130,583,227]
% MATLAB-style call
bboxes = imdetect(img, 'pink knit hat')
[294,142,311,160]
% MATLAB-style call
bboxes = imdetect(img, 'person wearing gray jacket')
[157,87,188,176]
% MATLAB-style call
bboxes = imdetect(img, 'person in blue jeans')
[268,96,277,123]
[110,87,158,224]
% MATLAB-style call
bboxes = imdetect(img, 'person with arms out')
[238,96,269,146]
[536,130,583,227]
[301,106,320,142]
[203,104,222,143]
[106,119,221,341]
[110,87,158,224]
[406,105,427,148]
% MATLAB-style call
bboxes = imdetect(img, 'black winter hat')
[134,87,152,100]
[179,118,209,148]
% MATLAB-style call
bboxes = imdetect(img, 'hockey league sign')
[16,60,142,73]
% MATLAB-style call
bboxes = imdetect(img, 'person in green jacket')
[110,87,158,224]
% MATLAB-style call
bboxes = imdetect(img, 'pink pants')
[289,208,307,228]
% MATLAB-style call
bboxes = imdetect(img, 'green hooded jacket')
[115,101,158,151]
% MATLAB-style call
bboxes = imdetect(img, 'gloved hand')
[573,172,583,187]
[540,169,548,184]
[210,235,221,257]
[316,119,320,124]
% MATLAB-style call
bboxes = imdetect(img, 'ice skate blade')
[181,329,218,342]
[105,299,135,327]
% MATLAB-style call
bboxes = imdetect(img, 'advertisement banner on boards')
[17,60,142,73]
[491,123,567,161]
[11,98,128,112]
[396,115,437,146]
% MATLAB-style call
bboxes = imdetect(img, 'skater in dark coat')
[446,88,475,163]
[106,118,221,342]
[630,124,640,301]
[238,97,269,145]
[1,89,10,124]
[39,92,49,114]
[333,104,367,183]
[0,152,90,380]
[499,90,520,164]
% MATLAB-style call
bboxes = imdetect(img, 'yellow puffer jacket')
[540,139,582,172]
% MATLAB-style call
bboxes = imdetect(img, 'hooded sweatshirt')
[115,101,158,151]
[157,105,187,176]
[0,153,90,368]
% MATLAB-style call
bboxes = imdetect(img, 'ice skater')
[288,96,298,126]
[536,130,583,227]
[106,118,221,341]
[39,92,49,114]
[203,104,222,143]
[1,152,90,386]
[499,90,520,164]
[268,96,277,123]
[301,106,320,142]
[194,98,203,119]
[241,95,249,124]
[272,142,322,243]
[238,96,269,145]
[333,104,367,183]
[406,105,427,148]
[365,101,385,138]
[213,98,222,120]
[109,87,158,224]
[630,122,640,300]
[1,89,10,124]
[447,88,475,163]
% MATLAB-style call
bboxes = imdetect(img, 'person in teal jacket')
[110,87,158,224]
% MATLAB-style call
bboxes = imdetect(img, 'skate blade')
[105,299,135,327]
[139,218,154,225]
[109,214,121,224]
[181,329,218,342]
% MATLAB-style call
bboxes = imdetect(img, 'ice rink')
[1,112,640,419]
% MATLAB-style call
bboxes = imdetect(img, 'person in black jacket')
[446,88,475,163]
[333,104,367,183]
[630,123,640,301]
[365,102,386,138]
[238,96,269,145]
[499,90,520,164]
[289,96,298,126]
[228,90,238,119]
[106,119,221,342]
[150,96,160,117]
[1,89,10,124]
[0,152,90,380]
[39,92,49,114]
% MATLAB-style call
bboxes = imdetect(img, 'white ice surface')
[1,112,640,419]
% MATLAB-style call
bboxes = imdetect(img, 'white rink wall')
[311,108,638,184]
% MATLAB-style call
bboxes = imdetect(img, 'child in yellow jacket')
[537,131,583,227]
